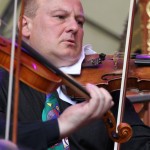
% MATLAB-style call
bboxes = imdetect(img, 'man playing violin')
[0,0,150,149]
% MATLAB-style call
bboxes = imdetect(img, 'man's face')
[23,0,85,67]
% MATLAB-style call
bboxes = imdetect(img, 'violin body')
[66,55,150,99]
[0,36,62,94]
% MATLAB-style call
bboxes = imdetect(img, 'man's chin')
[58,57,79,67]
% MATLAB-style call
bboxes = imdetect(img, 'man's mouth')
[63,39,76,46]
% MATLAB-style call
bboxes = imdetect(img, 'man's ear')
[18,15,32,38]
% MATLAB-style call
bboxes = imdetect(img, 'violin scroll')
[116,122,133,143]
[102,111,133,143]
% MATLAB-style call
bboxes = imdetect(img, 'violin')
[0,35,133,143]
[65,54,150,99]
[65,54,150,130]
[0,35,62,94]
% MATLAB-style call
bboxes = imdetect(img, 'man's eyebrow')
[49,8,85,21]
[50,9,85,18]
[50,8,68,13]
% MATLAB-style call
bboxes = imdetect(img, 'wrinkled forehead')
[38,0,84,15]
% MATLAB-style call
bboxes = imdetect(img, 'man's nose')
[66,18,79,33]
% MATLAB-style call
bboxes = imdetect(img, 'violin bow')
[5,0,18,141]
[12,0,25,143]
[114,0,136,149]
[5,0,25,144]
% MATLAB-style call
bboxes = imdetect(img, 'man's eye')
[55,15,65,19]
[77,21,84,27]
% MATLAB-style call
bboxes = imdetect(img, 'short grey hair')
[24,0,39,18]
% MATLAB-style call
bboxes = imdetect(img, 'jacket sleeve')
[17,119,60,149]
[0,115,60,150]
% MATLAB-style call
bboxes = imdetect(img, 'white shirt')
[57,44,96,104]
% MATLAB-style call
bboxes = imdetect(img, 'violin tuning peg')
[99,53,106,61]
